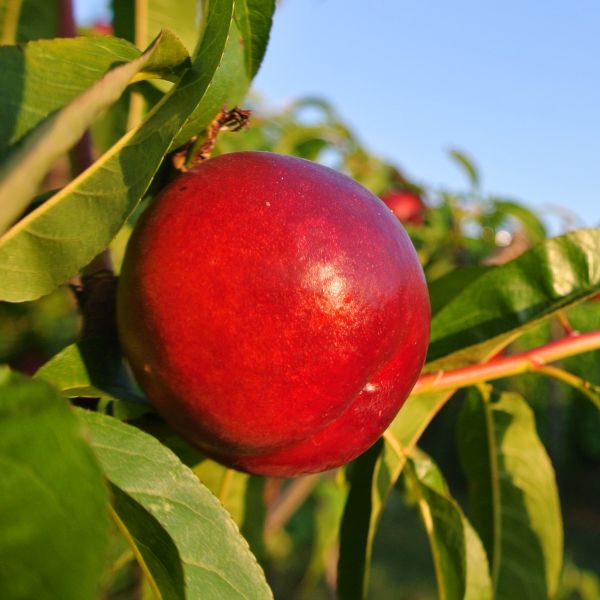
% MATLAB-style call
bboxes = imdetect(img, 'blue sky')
[75,0,599,230]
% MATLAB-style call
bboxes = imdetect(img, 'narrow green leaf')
[338,440,387,600]
[492,199,547,243]
[110,486,186,600]
[0,0,236,302]
[0,30,189,234]
[304,476,347,588]
[169,16,249,149]
[113,0,202,54]
[234,0,276,77]
[457,389,563,599]
[405,450,492,600]
[0,34,189,155]
[427,228,600,370]
[337,391,453,599]
[79,410,274,600]
[170,0,276,149]
[449,148,479,187]
[0,368,109,600]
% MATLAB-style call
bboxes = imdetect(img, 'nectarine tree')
[0,2,599,600]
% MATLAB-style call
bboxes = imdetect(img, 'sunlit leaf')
[0,0,238,302]
[0,30,190,234]
[113,0,202,54]
[170,0,275,149]
[79,410,273,599]
[457,389,563,599]
[427,228,600,370]
[405,450,492,600]
[0,34,189,156]
[234,0,276,78]
[449,148,479,187]
[337,391,453,599]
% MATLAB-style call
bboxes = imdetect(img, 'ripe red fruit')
[380,189,426,225]
[118,152,430,477]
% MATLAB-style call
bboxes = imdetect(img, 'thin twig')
[413,329,600,395]
[264,474,321,536]
[536,364,600,409]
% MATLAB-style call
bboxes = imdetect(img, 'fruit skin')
[118,152,430,477]
[380,189,426,225]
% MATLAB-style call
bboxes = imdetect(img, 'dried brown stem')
[172,107,252,172]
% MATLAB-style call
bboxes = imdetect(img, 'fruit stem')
[413,329,600,395]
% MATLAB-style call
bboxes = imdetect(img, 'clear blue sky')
[76,0,599,230]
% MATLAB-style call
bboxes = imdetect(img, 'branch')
[413,329,600,395]
[58,0,116,335]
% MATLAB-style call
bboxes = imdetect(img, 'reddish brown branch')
[58,0,115,334]
[57,0,77,37]
[413,329,600,395]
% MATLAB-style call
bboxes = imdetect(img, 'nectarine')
[118,152,430,476]
[380,189,426,225]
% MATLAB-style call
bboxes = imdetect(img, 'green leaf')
[405,450,492,600]
[34,339,149,419]
[0,368,109,600]
[79,410,274,600]
[169,16,249,149]
[427,228,600,370]
[0,32,190,232]
[170,0,275,149]
[0,30,190,235]
[449,148,479,187]
[304,476,347,588]
[0,0,237,302]
[194,459,267,561]
[0,0,56,45]
[338,440,388,600]
[337,391,453,599]
[428,265,492,316]
[113,0,202,54]
[110,486,186,600]
[492,199,547,243]
[0,34,190,157]
[457,389,563,599]
[234,0,276,78]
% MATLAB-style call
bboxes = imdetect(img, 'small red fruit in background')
[90,22,113,36]
[118,152,430,477]
[380,189,426,225]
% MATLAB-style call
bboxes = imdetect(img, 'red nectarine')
[118,152,430,476]
[380,189,426,225]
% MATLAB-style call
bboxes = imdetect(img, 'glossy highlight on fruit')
[118,152,430,477]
